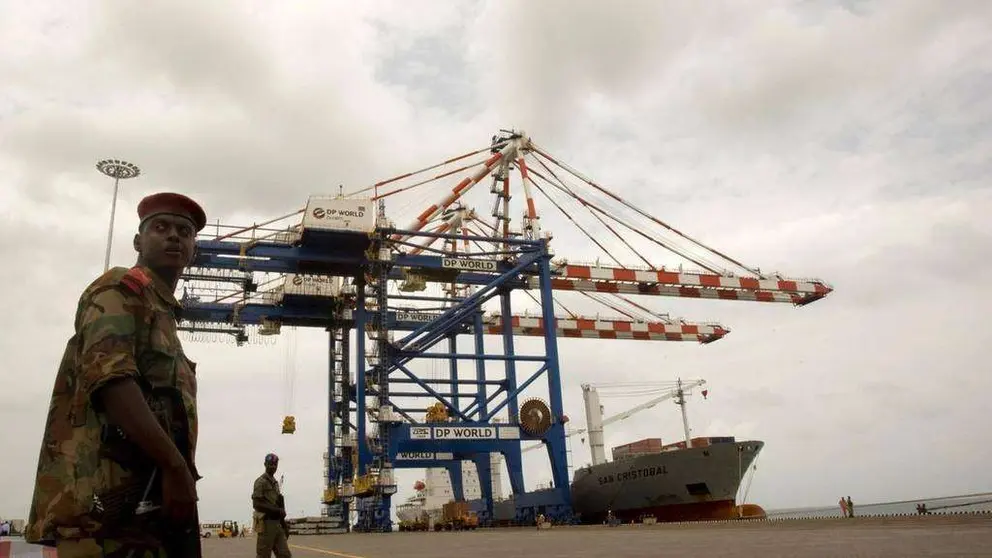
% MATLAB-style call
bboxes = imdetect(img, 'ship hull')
[396,506,422,523]
[570,440,763,524]
[396,497,427,523]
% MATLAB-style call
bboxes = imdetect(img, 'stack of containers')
[611,438,663,460]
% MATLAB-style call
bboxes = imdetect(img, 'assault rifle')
[97,417,202,557]
[277,494,291,539]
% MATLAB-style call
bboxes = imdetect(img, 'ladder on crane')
[521,378,707,463]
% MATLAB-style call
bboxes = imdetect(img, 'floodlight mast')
[96,159,141,271]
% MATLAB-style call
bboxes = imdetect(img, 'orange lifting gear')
[282,415,296,434]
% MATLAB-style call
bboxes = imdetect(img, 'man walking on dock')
[253,453,292,558]
[23,193,207,556]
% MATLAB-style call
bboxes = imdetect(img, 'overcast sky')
[2,0,991,526]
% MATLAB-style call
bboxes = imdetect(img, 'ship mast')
[675,378,693,449]
[581,384,607,466]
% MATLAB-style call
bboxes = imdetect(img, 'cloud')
[1,0,990,525]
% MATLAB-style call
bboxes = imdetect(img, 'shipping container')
[612,438,664,460]
[612,438,662,452]
[689,437,711,448]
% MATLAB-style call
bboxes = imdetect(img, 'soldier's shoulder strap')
[74,267,157,329]
[119,266,153,295]
[84,266,151,300]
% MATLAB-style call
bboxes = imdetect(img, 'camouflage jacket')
[25,265,199,544]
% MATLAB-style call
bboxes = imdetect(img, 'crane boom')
[484,315,727,344]
[531,263,831,306]
[599,379,706,429]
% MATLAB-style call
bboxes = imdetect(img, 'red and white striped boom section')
[532,263,832,306]
[391,139,521,243]
[481,314,728,344]
[340,309,727,343]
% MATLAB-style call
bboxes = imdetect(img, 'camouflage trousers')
[257,519,292,558]
[56,538,168,558]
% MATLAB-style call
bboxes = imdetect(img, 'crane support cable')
[609,293,664,322]
[585,292,656,322]
[610,293,672,322]
[528,157,729,274]
[555,296,579,319]
[371,159,488,202]
[522,289,578,319]
[527,162,712,271]
[464,223,500,253]
[590,380,697,388]
[346,145,495,197]
[528,154,653,270]
[460,224,492,256]
[472,212,501,235]
[597,291,661,323]
[214,210,304,241]
[524,171,623,267]
[408,220,453,256]
[387,176,463,225]
[528,166,723,274]
[530,145,763,277]
[582,193,725,274]
[599,388,672,398]
[213,275,282,304]
[579,291,641,321]
[283,327,299,414]
[213,153,491,243]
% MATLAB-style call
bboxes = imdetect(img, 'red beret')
[137,192,207,232]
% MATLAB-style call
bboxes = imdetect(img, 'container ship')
[396,482,428,525]
[408,379,764,525]
[570,434,764,523]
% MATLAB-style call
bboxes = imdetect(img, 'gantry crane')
[175,129,832,530]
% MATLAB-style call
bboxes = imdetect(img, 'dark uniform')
[253,456,292,558]
[25,193,206,557]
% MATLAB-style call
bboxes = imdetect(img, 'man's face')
[266,462,278,475]
[134,214,196,271]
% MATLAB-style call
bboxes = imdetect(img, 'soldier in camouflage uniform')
[252,453,292,558]
[25,193,208,557]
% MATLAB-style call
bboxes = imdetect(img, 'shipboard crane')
[521,379,707,463]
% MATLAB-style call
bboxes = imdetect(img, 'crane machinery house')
[303,196,376,233]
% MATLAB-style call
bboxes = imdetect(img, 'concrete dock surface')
[202,515,992,558]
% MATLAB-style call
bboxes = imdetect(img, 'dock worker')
[253,453,292,558]
[24,192,207,557]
